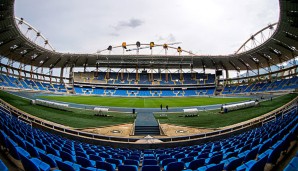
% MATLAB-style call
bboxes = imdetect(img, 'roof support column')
[180,65,183,80]
[18,62,23,79]
[165,67,168,82]
[257,64,260,81]
[121,68,124,81]
[225,70,229,86]
[6,58,13,75]
[60,67,64,84]
[30,64,33,79]
[135,66,138,82]
[49,68,53,84]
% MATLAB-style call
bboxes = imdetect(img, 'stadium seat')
[123,159,139,167]
[222,157,244,171]
[0,160,8,171]
[6,138,30,160]
[56,160,79,171]
[105,158,122,167]
[186,158,205,170]
[164,161,185,171]
[118,164,138,171]
[96,161,116,171]
[141,165,161,171]
[143,159,158,166]
[76,156,96,168]
[161,158,176,168]
[284,157,298,171]
[89,155,104,162]
[39,152,61,168]
[20,153,51,171]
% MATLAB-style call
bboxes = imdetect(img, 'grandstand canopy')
[0,0,297,70]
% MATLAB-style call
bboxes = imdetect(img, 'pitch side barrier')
[34,99,69,110]
[0,96,297,149]
[222,101,258,113]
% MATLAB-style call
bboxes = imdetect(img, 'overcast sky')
[15,0,279,55]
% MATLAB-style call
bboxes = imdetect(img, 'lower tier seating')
[0,105,297,171]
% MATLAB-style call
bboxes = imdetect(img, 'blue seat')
[76,151,89,159]
[158,154,171,162]
[236,155,268,171]
[258,140,271,154]
[6,138,30,160]
[248,155,268,171]
[267,141,283,165]
[243,146,259,163]
[0,160,8,171]
[284,157,298,171]
[164,161,185,171]
[223,157,244,171]
[80,167,105,171]
[118,164,138,171]
[113,154,126,161]
[123,159,139,166]
[0,131,8,148]
[180,156,194,163]
[106,158,122,167]
[127,155,140,161]
[20,154,51,171]
[206,163,224,171]
[186,158,205,170]
[26,142,41,158]
[205,154,223,164]
[39,153,61,168]
[196,163,223,171]
[161,158,176,168]
[46,145,60,157]
[89,155,104,162]
[35,140,46,151]
[96,161,115,171]
[76,156,96,168]
[197,152,209,159]
[60,151,76,163]
[141,165,161,171]
[143,159,158,166]
[174,153,185,160]
[144,156,156,160]
[15,135,27,150]
[97,152,111,159]
[56,160,79,171]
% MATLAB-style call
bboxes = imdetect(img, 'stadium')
[0,0,297,171]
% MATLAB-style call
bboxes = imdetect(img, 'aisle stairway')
[134,112,160,135]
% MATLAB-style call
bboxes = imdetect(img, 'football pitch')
[40,95,250,108]
[0,90,296,128]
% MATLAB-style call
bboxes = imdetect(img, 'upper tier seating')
[0,74,67,93]
[74,72,216,85]
[74,87,215,97]
[222,77,298,95]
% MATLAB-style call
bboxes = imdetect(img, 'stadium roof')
[0,0,297,70]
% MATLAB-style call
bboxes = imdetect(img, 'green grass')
[39,95,249,108]
[0,90,296,129]
[155,93,297,128]
[0,91,135,128]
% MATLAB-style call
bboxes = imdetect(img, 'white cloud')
[113,18,144,30]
